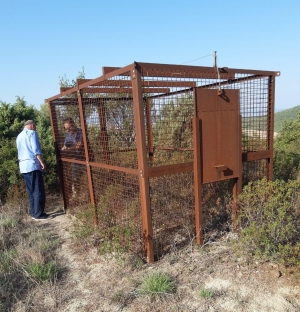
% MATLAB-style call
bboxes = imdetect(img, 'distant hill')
[274,106,300,133]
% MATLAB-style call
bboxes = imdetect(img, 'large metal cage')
[46,62,280,262]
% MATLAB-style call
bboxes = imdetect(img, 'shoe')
[32,213,53,220]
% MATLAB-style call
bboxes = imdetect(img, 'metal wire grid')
[242,159,268,185]
[61,162,90,211]
[149,172,195,259]
[82,73,138,168]
[201,180,234,235]
[91,167,144,257]
[50,98,81,155]
[222,74,270,152]
[140,68,221,167]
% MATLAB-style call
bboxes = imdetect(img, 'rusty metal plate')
[196,89,241,184]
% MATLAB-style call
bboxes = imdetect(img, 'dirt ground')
[34,200,300,312]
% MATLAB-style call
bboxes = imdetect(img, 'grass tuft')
[138,272,176,297]
[198,286,214,299]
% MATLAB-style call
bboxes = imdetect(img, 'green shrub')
[235,178,300,268]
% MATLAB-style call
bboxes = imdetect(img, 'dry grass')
[1,194,300,311]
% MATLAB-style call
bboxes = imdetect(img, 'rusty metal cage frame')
[46,62,280,262]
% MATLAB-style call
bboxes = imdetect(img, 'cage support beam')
[131,64,154,263]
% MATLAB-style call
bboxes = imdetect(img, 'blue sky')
[1,0,299,110]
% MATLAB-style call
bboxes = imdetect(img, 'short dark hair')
[24,120,36,126]
[63,117,75,124]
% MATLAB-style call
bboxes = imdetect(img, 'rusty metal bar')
[220,67,280,76]
[193,116,203,245]
[79,87,171,94]
[131,63,154,263]
[267,75,275,181]
[137,62,235,79]
[242,151,272,162]
[148,162,193,178]
[88,161,139,175]
[77,90,96,220]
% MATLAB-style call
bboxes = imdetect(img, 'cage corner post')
[267,74,275,181]
[193,86,203,245]
[131,64,154,263]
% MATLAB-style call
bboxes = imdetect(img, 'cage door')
[195,88,241,184]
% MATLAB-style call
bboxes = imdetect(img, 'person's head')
[63,117,77,134]
[24,120,36,131]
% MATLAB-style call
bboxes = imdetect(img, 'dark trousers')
[22,170,46,218]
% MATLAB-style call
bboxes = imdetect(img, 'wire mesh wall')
[47,62,279,262]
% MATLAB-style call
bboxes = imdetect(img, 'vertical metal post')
[193,89,203,245]
[267,75,275,181]
[77,90,97,223]
[232,114,243,224]
[131,64,154,263]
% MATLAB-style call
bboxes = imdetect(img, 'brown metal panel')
[147,162,193,178]
[131,64,154,263]
[197,89,240,184]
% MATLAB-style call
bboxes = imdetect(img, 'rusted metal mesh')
[83,72,138,168]
[242,159,268,184]
[91,167,143,257]
[149,172,195,259]
[222,74,271,152]
[48,63,276,261]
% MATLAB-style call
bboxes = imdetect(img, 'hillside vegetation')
[274,105,300,133]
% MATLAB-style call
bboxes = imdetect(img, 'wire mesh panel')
[201,180,234,236]
[61,162,90,212]
[222,75,271,152]
[149,171,195,260]
[91,167,143,257]
[242,159,268,185]
[82,72,138,168]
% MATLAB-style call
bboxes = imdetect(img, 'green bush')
[235,178,300,268]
